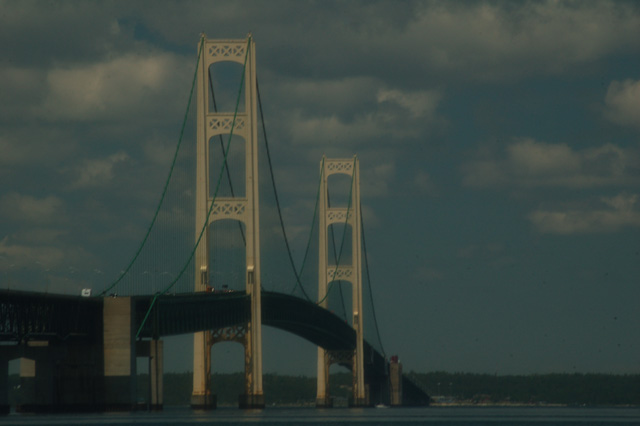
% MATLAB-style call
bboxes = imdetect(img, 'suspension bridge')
[0,35,430,413]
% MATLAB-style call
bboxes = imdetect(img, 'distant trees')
[161,372,353,406]
[10,371,636,406]
[409,372,640,405]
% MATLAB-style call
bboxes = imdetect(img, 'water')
[1,407,639,426]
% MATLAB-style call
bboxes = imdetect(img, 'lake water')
[1,406,639,425]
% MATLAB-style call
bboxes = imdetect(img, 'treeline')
[150,372,353,406]
[157,372,639,406]
[8,372,639,406]
[408,372,640,406]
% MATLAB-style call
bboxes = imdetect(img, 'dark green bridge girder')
[0,290,357,352]
[134,291,357,351]
[0,290,102,343]
[0,289,429,405]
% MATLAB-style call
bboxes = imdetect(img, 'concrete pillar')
[103,297,136,411]
[17,344,55,413]
[191,331,214,409]
[0,357,8,415]
[389,357,403,407]
[149,340,163,411]
[315,350,332,407]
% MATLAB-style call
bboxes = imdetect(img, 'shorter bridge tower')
[192,34,264,409]
[316,156,367,407]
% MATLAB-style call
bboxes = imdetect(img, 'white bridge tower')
[192,34,264,409]
[316,156,367,407]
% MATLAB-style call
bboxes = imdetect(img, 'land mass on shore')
[7,371,639,407]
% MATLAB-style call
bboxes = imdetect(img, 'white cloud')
[529,193,640,234]
[70,151,132,188]
[401,1,640,80]
[362,161,396,198]
[0,236,66,270]
[139,2,640,82]
[0,193,65,224]
[0,234,95,272]
[286,84,442,148]
[0,66,46,120]
[605,79,640,129]
[0,129,77,167]
[289,112,382,147]
[36,53,191,122]
[276,77,379,115]
[413,171,437,196]
[507,140,581,177]
[462,139,640,188]
[377,89,441,118]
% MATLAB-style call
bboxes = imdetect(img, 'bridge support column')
[149,340,163,411]
[0,357,8,415]
[389,357,403,407]
[103,297,136,411]
[17,344,58,413]
[191,331,214,409]
[315,350,332,408]
[137,339,164,411]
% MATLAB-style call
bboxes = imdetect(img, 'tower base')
[190,394,216,410]
[315,396,333,408]
[238,394,265,409]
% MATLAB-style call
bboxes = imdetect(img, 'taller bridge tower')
[192,34,264,409]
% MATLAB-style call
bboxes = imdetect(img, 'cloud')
[139,2,640,83]
[0,66,46,121]
[462,139,640,188]
[412,265,444,283]
[286,85,441,148]
[604,79,640,129]
[377,89,441,118]
[0,236,67,270]
[362,161,396,198]
[413,171,437,196]
[529,193,640,234]
[36,53,191,122]
[0,193,66,224]
[397,1,640,81]
[0,233,95,272]
[0,128,77,167]
[68,151,132,188]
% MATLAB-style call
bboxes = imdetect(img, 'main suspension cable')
[100,35,206,297]
[361,205,386,358]
[136,36,251,337]
[256,77,312,302]
[208,68,246,246]
[327,189,348,321]
[317,157,356,305]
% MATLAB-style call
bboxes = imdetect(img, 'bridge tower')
[192,34,264,409]
[316,156,367,407]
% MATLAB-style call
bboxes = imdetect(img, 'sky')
[1,0,639,377]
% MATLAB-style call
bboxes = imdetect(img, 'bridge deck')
[0,289,429,405]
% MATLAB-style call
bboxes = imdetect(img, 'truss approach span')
[0,289,429,406]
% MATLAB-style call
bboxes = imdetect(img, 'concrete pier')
[103,297,136,411]
[389,356,403,406]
